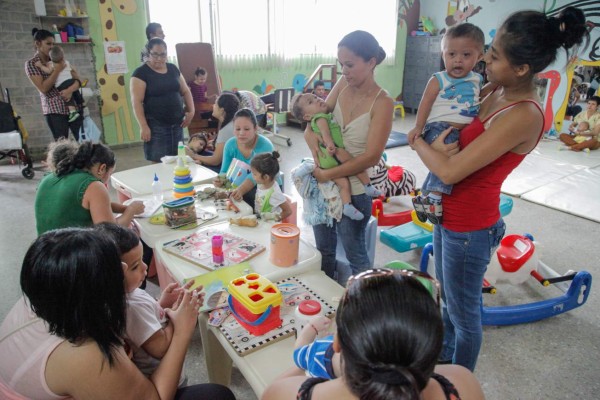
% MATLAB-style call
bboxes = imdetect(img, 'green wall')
[217,23,408,101]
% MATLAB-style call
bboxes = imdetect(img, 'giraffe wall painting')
[87,0,145,145]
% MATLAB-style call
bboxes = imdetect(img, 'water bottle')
[152,173,163,202]
[178,141,186,160]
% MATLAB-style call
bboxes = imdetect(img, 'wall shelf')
[54,41,92,45]
[38,15,88,19]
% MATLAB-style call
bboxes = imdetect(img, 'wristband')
[309,323,319,335]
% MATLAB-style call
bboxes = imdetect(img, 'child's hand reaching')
[159,280,195,309]
[230,187,243,201]
[126,200,145,216]
[165,290,204,341]
[295,315,332,348]
[170,287,205,312]
[308,315,331,335]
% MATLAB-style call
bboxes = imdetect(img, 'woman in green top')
[35,140,145,235]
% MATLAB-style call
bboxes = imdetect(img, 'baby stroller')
[0,86,34,179]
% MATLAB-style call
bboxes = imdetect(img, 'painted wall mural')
[93,0,138,144]
[421,0,600,132]
[544,0,600,131]
[398,1,421,37]
[444,0,482,32]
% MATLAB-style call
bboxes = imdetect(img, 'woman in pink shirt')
[0,228,235,400]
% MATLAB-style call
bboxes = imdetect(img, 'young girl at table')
[250,151,292,221]
[95,223,203,384]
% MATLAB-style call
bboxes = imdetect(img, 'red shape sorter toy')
[227,273,282,336]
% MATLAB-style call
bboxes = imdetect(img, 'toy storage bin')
[227,273,282,336]
[163,196,196,228]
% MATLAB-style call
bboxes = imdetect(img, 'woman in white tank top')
[304,31,394,281]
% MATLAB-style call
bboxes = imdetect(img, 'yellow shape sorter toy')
[227,273,283,336]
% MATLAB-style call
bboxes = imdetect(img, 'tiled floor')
[1,114,599,399]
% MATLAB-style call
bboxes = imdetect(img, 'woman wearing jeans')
[305,31,393,281]
[408,7,589,370]
[131,38,194,162]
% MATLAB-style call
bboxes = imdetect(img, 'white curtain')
[270,0,397,61]
[149,0,398,64]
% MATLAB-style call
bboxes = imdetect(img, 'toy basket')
[227,273,282,336]
[162,196,196,228]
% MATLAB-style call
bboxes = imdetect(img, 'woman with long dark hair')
[0,228,235,399]
[187,92,241,172]
[408,7,589,370]
[263,268,484,400]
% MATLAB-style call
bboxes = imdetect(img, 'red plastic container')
[228,295,281,336]
[227,273,283,336]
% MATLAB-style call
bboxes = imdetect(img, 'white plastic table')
[154,220,322,285]
[110,162,217,202]
[132,190,253,249]
[155,220,326,397]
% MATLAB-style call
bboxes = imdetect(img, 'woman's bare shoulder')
[371,88,394,117]
[45,339,110,394]
[376,88,394,106]
[48,340,156,400]
[263,376,353,400]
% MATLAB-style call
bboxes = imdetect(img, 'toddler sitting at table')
[250,151,292,221]
[95,223,203,384]
[293,315,341,379]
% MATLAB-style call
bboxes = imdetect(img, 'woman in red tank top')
[407,7,589,371]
